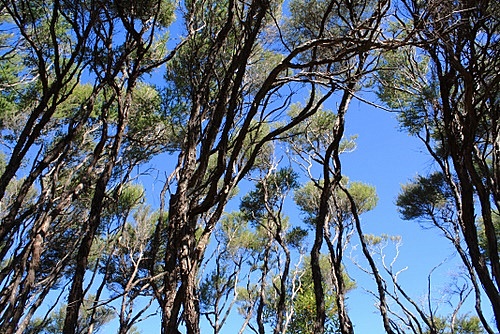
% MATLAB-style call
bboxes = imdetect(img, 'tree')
[293,178,379,334]
[286,256,354,334]
[378,0,500,329]
[396,173,496,334]
[200,211,266,334]
[6,0,496,333]
[26,295,114,334]
[98,188,159,334]
[200,166,356,334]
[0,1,178,333]
[146,0,391,332]
[423,315,485,334]
[282,0,392,330]
[239,167,302,334]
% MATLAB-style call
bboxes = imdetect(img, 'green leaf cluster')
[396,172,452,221]
[27,295,114,334]
[294,179,378,226]
[240,167,299,225]
[376,48,437,136]
[286,256,353,334]
[424,315,484,334]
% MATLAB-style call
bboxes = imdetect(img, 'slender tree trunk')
[325,225,354,334]
[274,234,291,334]
[436,64,500,330]
[62,176,111,334]
[256,240,272,334]
[346,185,396,334]
[63,90,130,333]
[312,181,329,333]
[332,74,396,334]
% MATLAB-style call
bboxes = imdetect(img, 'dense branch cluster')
[0,0,497,333]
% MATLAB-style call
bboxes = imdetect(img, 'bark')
[0,0,178,332]
[256,241,272,334]
[62,141,118,334]
[0,0,94,205]
[397,0,500,328]
[326,46,395,333]
[320,69,355,334]
[324,223,354,334]
[62,86,132,333]
[427,212,496,334]
[311,2,390,329]
[311,143,332,334]
[156,1,273,332]
[435,58,500,330]
[346,184,396,334]
[273,233,291,334]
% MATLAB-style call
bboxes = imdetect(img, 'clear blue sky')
[120,92,484,334]
[102,7,488,334]
[340,97,459,333]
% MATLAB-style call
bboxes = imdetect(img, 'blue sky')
[3,1,493,333]
[339,95,494,332]
[340,98,450,333]
[122,91,484,334]
[100,5,489,333]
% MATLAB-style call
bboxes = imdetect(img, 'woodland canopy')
[0,0,498,333]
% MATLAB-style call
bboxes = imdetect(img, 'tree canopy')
[0,0,498,333]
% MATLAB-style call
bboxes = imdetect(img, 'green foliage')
[117,184,145,215]
[293,181,321,223]
[2,0,497,332]
[51,83,95,119]
[423,315,484,334]
[100,183,145,233]
[103,204,156,294]
[364,233,401,247]
[453,315,485,334]
[0,156,38,222]
[376,47,437,136]
[347,181,378,213]
[240,167,299,224]
[113,0,175,27]
[241,121,274,171]
[285,102,358,161]
[0,55,24,127]
[219,211,264,253]
[26,295,114,334]
[199,266,235,314]
[164,0,238,104]
[294,179,378,226]
[396,172,452,221]
[477,212,500,264]
[0,23,34,134]
[287,104,338,152]
[124,84,184,162]
[285,226,309,249]
[244,46,283,96]
[286,256,353,334]
[284,0,380,73]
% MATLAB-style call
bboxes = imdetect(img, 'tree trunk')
[63,90,130,333]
